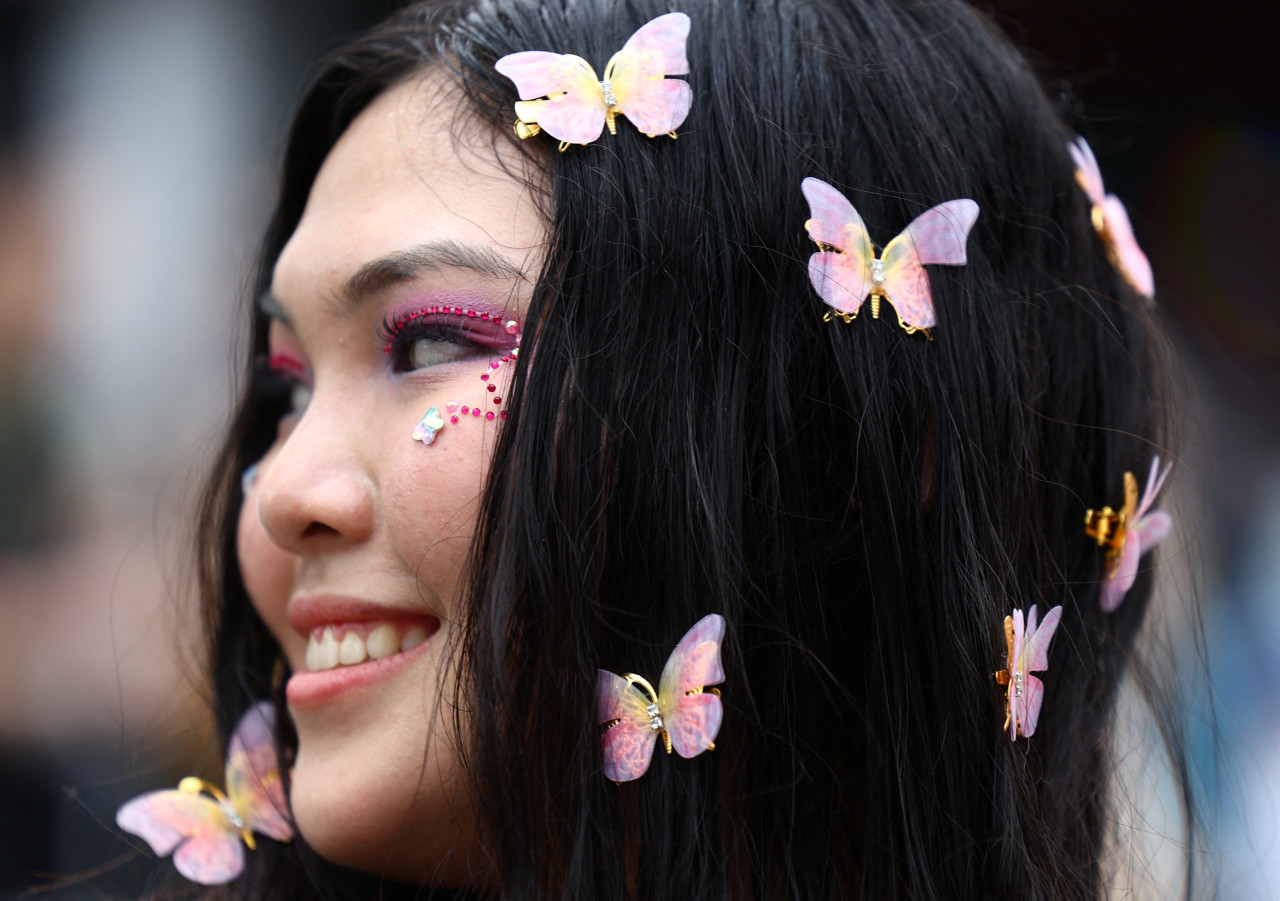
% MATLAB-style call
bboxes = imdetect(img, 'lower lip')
[285,634,436,708]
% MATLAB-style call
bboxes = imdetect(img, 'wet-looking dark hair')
[192,0,1196,898]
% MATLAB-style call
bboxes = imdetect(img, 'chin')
[288,722,489,887]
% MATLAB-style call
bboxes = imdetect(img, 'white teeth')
[338,631,367,665]
[317,627,340,670]
[303,622,432,671]
[366,624,399,660]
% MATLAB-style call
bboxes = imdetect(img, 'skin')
[238,73,544,886]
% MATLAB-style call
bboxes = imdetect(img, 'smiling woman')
[127,0,1205,898]
[236,75,537,885]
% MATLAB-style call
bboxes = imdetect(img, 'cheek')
[236,492,300,660]
[384,399,500,614]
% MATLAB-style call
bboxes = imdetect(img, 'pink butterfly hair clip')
[596,613,725,783]
[801,177,979,337]
[994,605,1063,740]
[116,702,293,885]
[494,12,692,152]
[1084,456,1174,612]
[1068,136,1155,301]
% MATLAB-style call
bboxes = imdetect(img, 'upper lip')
[287,593,439,637]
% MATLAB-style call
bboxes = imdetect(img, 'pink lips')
[285,595,441,709]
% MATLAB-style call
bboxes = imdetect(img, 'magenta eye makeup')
[378,300,523,374]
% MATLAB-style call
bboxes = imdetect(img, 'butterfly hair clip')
[994,605,1063,740]
[1068,136,1155,301]
[116,702,293,885]
[596,613,725,782]
[800,177,979,337]
[494,12,692,152]
[1084,456,1174,612]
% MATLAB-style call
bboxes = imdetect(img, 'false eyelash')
[378,311,469,354]
[377,309,519,373]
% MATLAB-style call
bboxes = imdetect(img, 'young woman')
[144,0,1192,897]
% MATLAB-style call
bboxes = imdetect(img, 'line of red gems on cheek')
[448,317,520,424]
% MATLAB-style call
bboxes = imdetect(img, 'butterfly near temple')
[116,702,293,885]
[596,613,725,782]
[801,177,979,336]
[995,605,1063,740]
[495,12,692,151]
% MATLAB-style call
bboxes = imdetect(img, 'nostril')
[301,522,343,540]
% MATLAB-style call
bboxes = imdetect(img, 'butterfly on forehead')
[596,613,725,782]
[116,702,293,885]
[801,177,980,336]
[495,12,693,151]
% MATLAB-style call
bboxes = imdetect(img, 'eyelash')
[377,311,494,372]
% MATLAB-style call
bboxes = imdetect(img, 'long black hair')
[191,0,1193,898]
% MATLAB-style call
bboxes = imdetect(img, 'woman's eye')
[253,352,312,424]
[406,336,477,370]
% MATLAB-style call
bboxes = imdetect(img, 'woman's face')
[236,74,542,885]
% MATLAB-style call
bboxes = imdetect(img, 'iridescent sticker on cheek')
[406,314,522,444]
[241,461,261,495]
[412,407,446,445]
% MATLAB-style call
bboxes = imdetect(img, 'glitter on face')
[411,315,522,443]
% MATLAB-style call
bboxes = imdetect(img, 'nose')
[256,400,377,555]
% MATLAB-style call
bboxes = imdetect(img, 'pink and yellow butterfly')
[116,702,293,885]
[1085,456,1174,613]
[801,177,979,336]
[995,605,1063,740]
[596,613,725,782]
[494,12,692,152]
[1068,136,1155,301]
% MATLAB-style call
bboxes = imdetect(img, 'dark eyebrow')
[258,240,529,322]
[342,240,528,306]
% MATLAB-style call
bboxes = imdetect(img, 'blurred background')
[0,0,1275,897]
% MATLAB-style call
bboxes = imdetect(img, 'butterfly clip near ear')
[495,12,693,153]
[596,614,726,783]
[800,177,980,339]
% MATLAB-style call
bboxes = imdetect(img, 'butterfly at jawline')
[116,702,293,885]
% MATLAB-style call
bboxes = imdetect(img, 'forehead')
[272,72,545,308]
